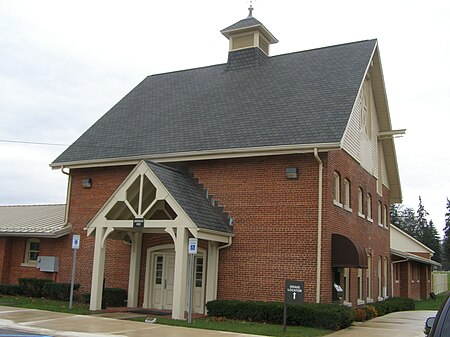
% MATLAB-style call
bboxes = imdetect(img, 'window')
[154,256,163,285]
[195,257,204,288]
[343,179,351,211]
[343,268,350,303]
[357,269,363,301]
[367,193,373,221]
[383,205,388,228]
[25,238,40,264]
[358,187,364,217]
[333,172,341,206]
[377,256,382,299]
[367,254,372,300]
[383,257,388,298]
[378,201,383,226]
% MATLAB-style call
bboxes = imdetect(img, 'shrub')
[18,278,54,297]
[372,297,415,316]
[83,288,127,308]
[206,300,354,330]
[42,282,80,301]
[0,284,24,295]
[364,305,378,320]
[354,308,367,322]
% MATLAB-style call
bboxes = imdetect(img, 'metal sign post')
[187,238,198,324]
[283,279,304,332]
[69,235,80,309]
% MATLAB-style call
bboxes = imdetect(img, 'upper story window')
[383,205,388,228]
[378,201,383,227]
[366,193,373,221]
[343,179,351,211]
[333,171,342,206]
[358,187,364,217]
[25,238,40,264]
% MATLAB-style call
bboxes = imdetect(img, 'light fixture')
[82,178,92,188]
[285,167,298,179]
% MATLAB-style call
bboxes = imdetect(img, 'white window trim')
[333,171,341,205]
[22,238,40,266]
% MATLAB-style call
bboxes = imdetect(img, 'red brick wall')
[189,150,391,306]
[321,150,391,305]
[188,154,320,303]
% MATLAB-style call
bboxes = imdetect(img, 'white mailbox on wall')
[36,256,59,272]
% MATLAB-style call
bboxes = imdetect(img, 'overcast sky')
[1,0,449,235]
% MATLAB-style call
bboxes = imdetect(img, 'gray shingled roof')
[53,40,377,166]
[0,204,70,237]
[221,16,263,32]
[147,161,232,233]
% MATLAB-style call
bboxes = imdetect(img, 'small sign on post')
[133,218,144,228]
[188,238,198,324]
[283,280,304,332]
[69,235,81,309]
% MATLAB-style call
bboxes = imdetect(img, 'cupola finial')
[248,0,254,17]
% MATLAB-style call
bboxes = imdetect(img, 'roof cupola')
[221,5,278,70]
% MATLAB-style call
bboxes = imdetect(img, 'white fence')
[432,273,448,294]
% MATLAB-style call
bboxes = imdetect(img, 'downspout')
[314,148,323,303]
[391,257,409,297]
[213,237,233,299]
[60,167,71,226]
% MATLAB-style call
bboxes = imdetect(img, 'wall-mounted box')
[36,256,59,272]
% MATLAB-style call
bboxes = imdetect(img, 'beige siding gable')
[342,78,389,189]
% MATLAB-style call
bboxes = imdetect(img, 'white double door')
[151,252,205,313]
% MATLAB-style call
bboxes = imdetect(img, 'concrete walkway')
[327,310,436,337]
[0,306,436,337]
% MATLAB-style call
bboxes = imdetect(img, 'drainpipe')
[213,237,232,299]
[60,167,71,226]
[391,258,409,297]
[314,148,323,303]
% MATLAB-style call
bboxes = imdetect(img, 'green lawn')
[131,316,332,337]
[415,271,450,311]
[0,295,90,315]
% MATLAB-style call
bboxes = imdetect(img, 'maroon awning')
[332,234,368,268]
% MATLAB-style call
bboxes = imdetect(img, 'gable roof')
[52,39,378,167]
[146,161,232,233]
[220,16,278,44]
[0,204,70,238]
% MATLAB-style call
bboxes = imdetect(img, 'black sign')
[133,218,144,228]
[285,279,304,305]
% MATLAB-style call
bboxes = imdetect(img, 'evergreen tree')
[414,196,441,263]
[442,198,450,269]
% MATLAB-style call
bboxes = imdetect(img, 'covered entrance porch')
[86,161,232,319]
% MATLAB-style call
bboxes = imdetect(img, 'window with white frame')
[367,254,372,300]
[343,179,351,211]
[357,268,363,301]
[343,267,350,303]
[367,193,373,221]
[358,187,364,217]
[25,238,40,264]
[378,201,382,226]
[360,79,372,139]
[377,256,382,298]
[383,205,388,228]
[383,257,388,297]
[333,171,341,206]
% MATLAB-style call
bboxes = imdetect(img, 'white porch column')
[205,241,219,304]
[127,232,142,308]
[171,228,188,320]
[90,227,106,310]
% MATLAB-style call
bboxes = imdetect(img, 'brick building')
[0,10,416,319]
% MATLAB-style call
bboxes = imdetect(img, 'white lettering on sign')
[287,285,303,292]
